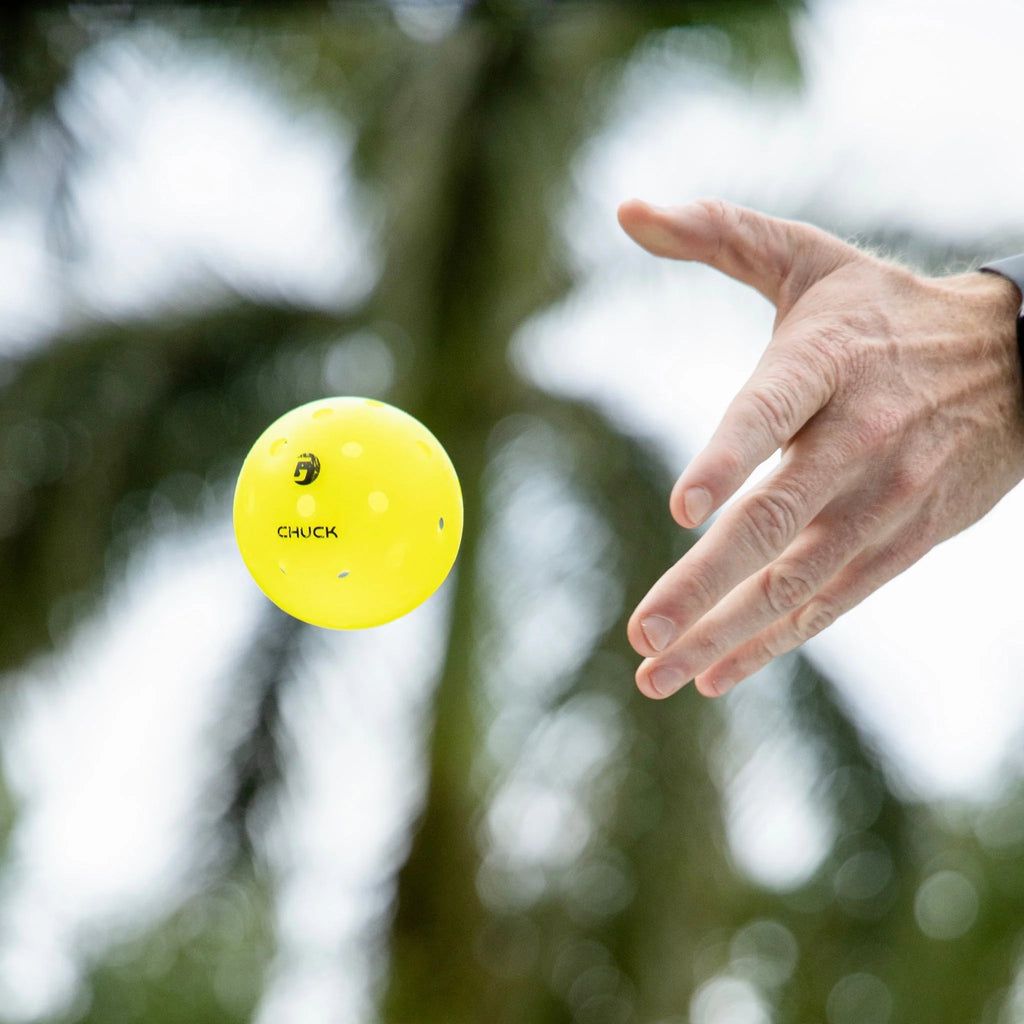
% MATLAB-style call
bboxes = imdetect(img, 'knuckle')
[795,600,837,640]
[684,557,720,612]
[751,629,787,666]
[885,461,932,504]
[693,196,736,231]
[747,377,801,443]
[799,323,848,381]
[845,503,884,540]
[745,488,801,555]
[684,631,723,675]
[691,198,734,263]
[817,306,893,355]
[694,197,733,218]
[857,407,905,457]
[716,444,747,483]
[761,562,815,614]
[731,634,771,676]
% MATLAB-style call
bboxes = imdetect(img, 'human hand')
[620,198,1024,699]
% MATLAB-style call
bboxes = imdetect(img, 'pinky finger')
[693,536,925,697]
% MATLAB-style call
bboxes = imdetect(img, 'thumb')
[617,198,856,313]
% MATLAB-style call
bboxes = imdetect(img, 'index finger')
[670,348,835,529]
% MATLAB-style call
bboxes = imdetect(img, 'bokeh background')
[4,1,1024,1022]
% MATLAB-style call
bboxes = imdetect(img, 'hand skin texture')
[621,198,1024,700]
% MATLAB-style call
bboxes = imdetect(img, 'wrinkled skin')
[621,198,1024,698]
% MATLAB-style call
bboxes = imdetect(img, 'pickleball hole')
[297,495,316,517]
[416,440,432,458]
[366,399,384,407]
[338,570,350,579]
[368,491,389,512]
[313,407,334,420]
[342,441,363,458]
[279,562,287,574]
[439,517,445,531]
[269,438,288,456]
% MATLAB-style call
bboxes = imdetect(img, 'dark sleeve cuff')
[980,255,1024,372]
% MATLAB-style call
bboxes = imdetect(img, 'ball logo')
[294,452,320,486]
[277,525,338,539]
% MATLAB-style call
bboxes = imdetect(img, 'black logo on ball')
[294,452,320,485]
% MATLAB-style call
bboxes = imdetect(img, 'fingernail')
[708,677,736,697]
[650,666,686,697]
[683,486,712,526]
[641,615,676,653]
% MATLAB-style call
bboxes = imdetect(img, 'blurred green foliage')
[70,878,275,1024]
[2,3,1024,1024]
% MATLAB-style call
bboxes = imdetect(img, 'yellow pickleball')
[233,397,463,629]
